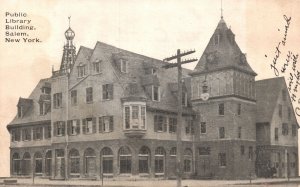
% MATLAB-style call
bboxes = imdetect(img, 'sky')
[0,0,300,177]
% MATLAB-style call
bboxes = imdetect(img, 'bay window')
[123,103,146,130]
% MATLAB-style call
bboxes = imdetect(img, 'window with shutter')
[76,119,80,134]
[92,118,96,133]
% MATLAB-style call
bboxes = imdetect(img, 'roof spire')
[221,0,223,19]
[68,16,71,28]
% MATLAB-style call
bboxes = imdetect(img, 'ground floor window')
[101,147,113,174]
[70,149,80,177]
[183,148,192,173]
[119,146,132,174]
[219,153,226,167]
[12,153,21,175]
[139,146,150,174]
[155,147,165,174]
[34,152,43,175]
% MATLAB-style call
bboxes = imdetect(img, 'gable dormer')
[17,98,33,118]
[112,52,128,73]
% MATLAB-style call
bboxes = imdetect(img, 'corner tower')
[191,17,257,179]
[60,17,76,74]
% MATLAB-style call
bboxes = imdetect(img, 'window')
[102,84,113,100]
[123,104,146,130]
[83,118,96,134]
[44,125,51,139]
[282,90,286,101]
[185,119,194,134]
[248,146,253,160]
[219,153,226,167]
[11,129,21,142]
[86,87,93,103]
[219,103,224,115]
[278,104,282,118]
[42,87,51,94]
[169,117,177,133]
[17,106,23,118]
[219,127,225,139]
[139,146,150,174]
[152,86,160,101]
[275,128,279,141]
[101,147,113,174]
[12,153,20,175]
[99,116,113,133]
[120,59,127,73]
[292,124,297,136]
[69,149,80,176]
[33,127,43,140]
[155,147,165,174]
[237,103,241,115]
[71,90,77,106]
[182,92,188,106]
[53,93,62,108]
[199,147,210,156]
[154,115,167,132]
[39,102,50,115]
[67,120,80,135]
[22,128,31,141]
[77,64,86,77]
[183,149,192,173]
[170,147,177,156]
[54,121,65,136]
[240,145,245,155]
[288,107,291,120]
[200,122,206,134]
[282,123,288,135]
[22,152,31,175]
[93,60,101,73]
[119,146,132,174]
[238,126,242,138]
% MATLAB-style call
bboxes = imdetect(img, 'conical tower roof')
[193,18,256,76]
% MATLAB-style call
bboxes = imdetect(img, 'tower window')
[17,106,23,118]
[214,34,220,45]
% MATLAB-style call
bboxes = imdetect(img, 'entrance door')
[198,157,211,178]
[55,157,65,178]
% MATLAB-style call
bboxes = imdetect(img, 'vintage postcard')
[0,0,300,186]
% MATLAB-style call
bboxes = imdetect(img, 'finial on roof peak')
[221,0,224,19]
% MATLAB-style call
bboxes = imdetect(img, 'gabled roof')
[193,18,256,76]
[255,77,285,123]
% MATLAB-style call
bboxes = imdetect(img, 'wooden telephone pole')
[163,49,197,187]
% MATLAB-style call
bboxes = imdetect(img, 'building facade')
[7,17,298,180]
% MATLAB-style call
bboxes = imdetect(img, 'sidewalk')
[1,177,300,187]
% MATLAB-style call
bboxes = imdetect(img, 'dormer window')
[93,60,101,74]
[17,106,23,118]
[120,59,127,73]
[77,63,86,78]
[214,34,220,45]
[152,86,160,101]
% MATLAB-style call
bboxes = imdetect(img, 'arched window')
[84,148,96,176]
[69,149,80,177]
[22,152,31,175]
[139,146,150,174]
[183,148,193,173]
[155,147,165,175]
[101,147,113,174]
[119,146,132,174]
[45,151,52,176]
[12,153,20,175]
[34,152,43,175]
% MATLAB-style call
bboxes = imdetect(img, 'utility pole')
[163,49,197,187]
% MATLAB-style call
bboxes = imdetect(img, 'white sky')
[0,0,300,177]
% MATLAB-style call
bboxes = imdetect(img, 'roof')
[193,18,256,76]
[255,77,285,123]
